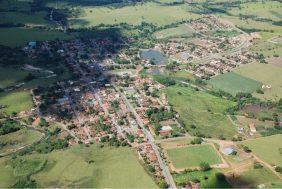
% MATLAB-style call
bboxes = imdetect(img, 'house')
[159,125,173,136]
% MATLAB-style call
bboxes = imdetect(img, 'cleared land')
[69,2,200,28]
[167,144,222,169]
[241,134,282,166]
[0,28,74,47]
[29,145,157,188]
[234,62,282,100]
[208,72,262,95]
[0,91,33,114]
[0,128,43,155]
[153,24,196,39]
[164,86,237,139]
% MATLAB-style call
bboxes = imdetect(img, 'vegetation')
[0,145,157,188]
[166,144,222,169]
[164,86,237,139]
[208,72,262,96]
[241,134,282,166]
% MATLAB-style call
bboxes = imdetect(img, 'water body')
[140,49,167,65]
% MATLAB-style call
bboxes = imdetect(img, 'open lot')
[166,144,222,169]
[208,72,262,95]
[234,62,282,101]
[164,86,237,139]
[0,128,43,155]
[241,134,282,166]
[69,2,200,28]
[0,90,33,115]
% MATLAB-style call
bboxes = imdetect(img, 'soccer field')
[167,144,222,169]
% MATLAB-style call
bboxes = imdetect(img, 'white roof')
[161,126,172,131]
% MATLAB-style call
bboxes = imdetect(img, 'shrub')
[199,162,211,171]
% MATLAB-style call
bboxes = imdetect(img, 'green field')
[0,145,157,188]
[173,169,231,188]
[167,144,222,169]
[153,24,196,39]
[69,2,200,28]
[0,128,43,155]
[234,63,282,100]
[237,167,281,187]
[0,11,49,26]
[0,28,74,47]
[0,90,33,114]
[241,134,282,166]
[208,72,262,95]
[0,67,29,88]
[164,86,237,139]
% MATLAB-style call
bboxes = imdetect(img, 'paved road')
[115,85,177,188]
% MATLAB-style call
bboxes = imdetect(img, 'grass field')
[227,1,282,22]
[0,145,157,188]
[241,134,282,166]
[0,67,29,88]
[0,90,33,115]
[237,167,281,187]
[167,144,222,169]
[163,86,237,139]
[153,24,196,39]
[159,138,192,149]
[0,28,74,47]
[234,62,282,101]
[208,72,262,95]
[0,11,49,26]
[0,128,43,155]
[69,2,200,28]
[173,169,231,188]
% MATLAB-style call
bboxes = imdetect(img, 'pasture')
[153,24,196,39]
[166,144,222,169]
[69,2,200,28]
[234,62,282,101]
[163,86,237,139]
[0,128,43,155]
[241,134,282,166]
[208,72,262,95]
[0,90,33,115]
[0,28,74,47]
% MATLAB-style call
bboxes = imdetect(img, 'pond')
[140,49,167,65]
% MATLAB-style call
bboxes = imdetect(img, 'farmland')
[0,91,33,115]
[241,134,282,166]
[163,86,237,139]
[234,62,282,100]
[166,144,222,169]
[0,145,158,188]
[208,72,262,95]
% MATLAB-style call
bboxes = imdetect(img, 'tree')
[199,162,211,171]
